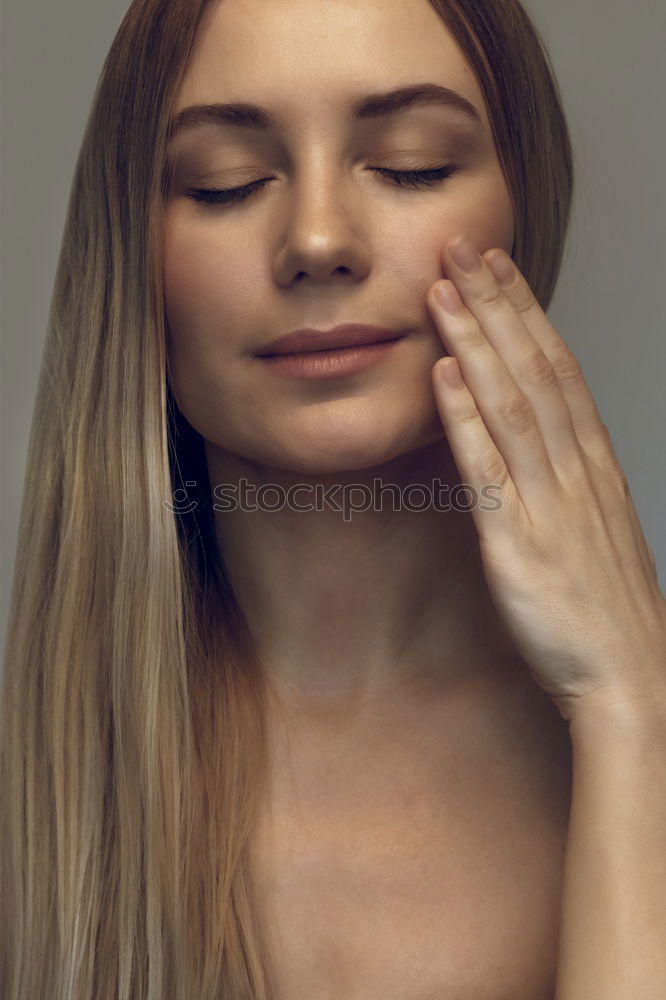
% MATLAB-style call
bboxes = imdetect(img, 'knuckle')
[517,349,557,391]
[477,450,509,488]
[551,346,584,385]
[477,280,505,310]
[609,457,631,496]
[496,392,533,433]
[597,425,630,494]
[601,422,619,451]
[511,285,537,316]
[598,422,615,455]
[457,324,487,350]
[456,406,483,429]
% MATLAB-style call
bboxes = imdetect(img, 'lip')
[256,324,407,356]
[258,338,405,379]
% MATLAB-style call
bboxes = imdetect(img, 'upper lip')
[256,324,407,356]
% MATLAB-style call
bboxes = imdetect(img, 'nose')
[272,168,372,288]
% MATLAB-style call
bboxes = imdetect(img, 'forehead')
[173,0,489,130]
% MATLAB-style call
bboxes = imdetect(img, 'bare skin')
[162,0,573,994]
[249,665,572,999]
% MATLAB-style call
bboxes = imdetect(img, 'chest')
[248,679,573,999]
[249,775,570,999]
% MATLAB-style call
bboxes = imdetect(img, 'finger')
[437,238,588,484]
[484,249,612,469]
[431,356,524,546]
[428,276,560,513]
[483,250,661,572]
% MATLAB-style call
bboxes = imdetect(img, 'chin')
[249,415,447,478]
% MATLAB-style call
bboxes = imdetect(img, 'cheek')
[162,218,259,337]
[377,172,515,287]
[463,170,516,255]
[161,221,242,416]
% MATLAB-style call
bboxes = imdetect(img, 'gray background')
[2,0,665,660]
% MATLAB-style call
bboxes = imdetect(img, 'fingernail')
[449,237,482,274]
[435,280,464,314]
[440,357,464,389]
[487,252,516,288]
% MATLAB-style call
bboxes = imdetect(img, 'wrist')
[568,684,666,749]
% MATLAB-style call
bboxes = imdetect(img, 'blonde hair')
[0,1,573,997]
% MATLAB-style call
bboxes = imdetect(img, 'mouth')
[256,323,408,357]
[257,335,407,379]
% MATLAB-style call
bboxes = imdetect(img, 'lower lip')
[258,338,405,378]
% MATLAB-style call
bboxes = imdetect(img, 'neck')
[205,435,526,718]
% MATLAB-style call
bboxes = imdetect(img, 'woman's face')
[163,0,515,475]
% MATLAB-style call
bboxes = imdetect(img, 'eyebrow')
[166,83,483,142]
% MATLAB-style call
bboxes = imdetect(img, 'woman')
[1,0,664,998]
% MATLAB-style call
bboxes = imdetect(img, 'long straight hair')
[0,1,574,997]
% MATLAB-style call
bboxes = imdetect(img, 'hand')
[427,235,666,724]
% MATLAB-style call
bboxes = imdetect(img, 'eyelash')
[185,165,457,206]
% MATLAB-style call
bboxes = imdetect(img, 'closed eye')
[185,165,457,206]
[372,165,457,188]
